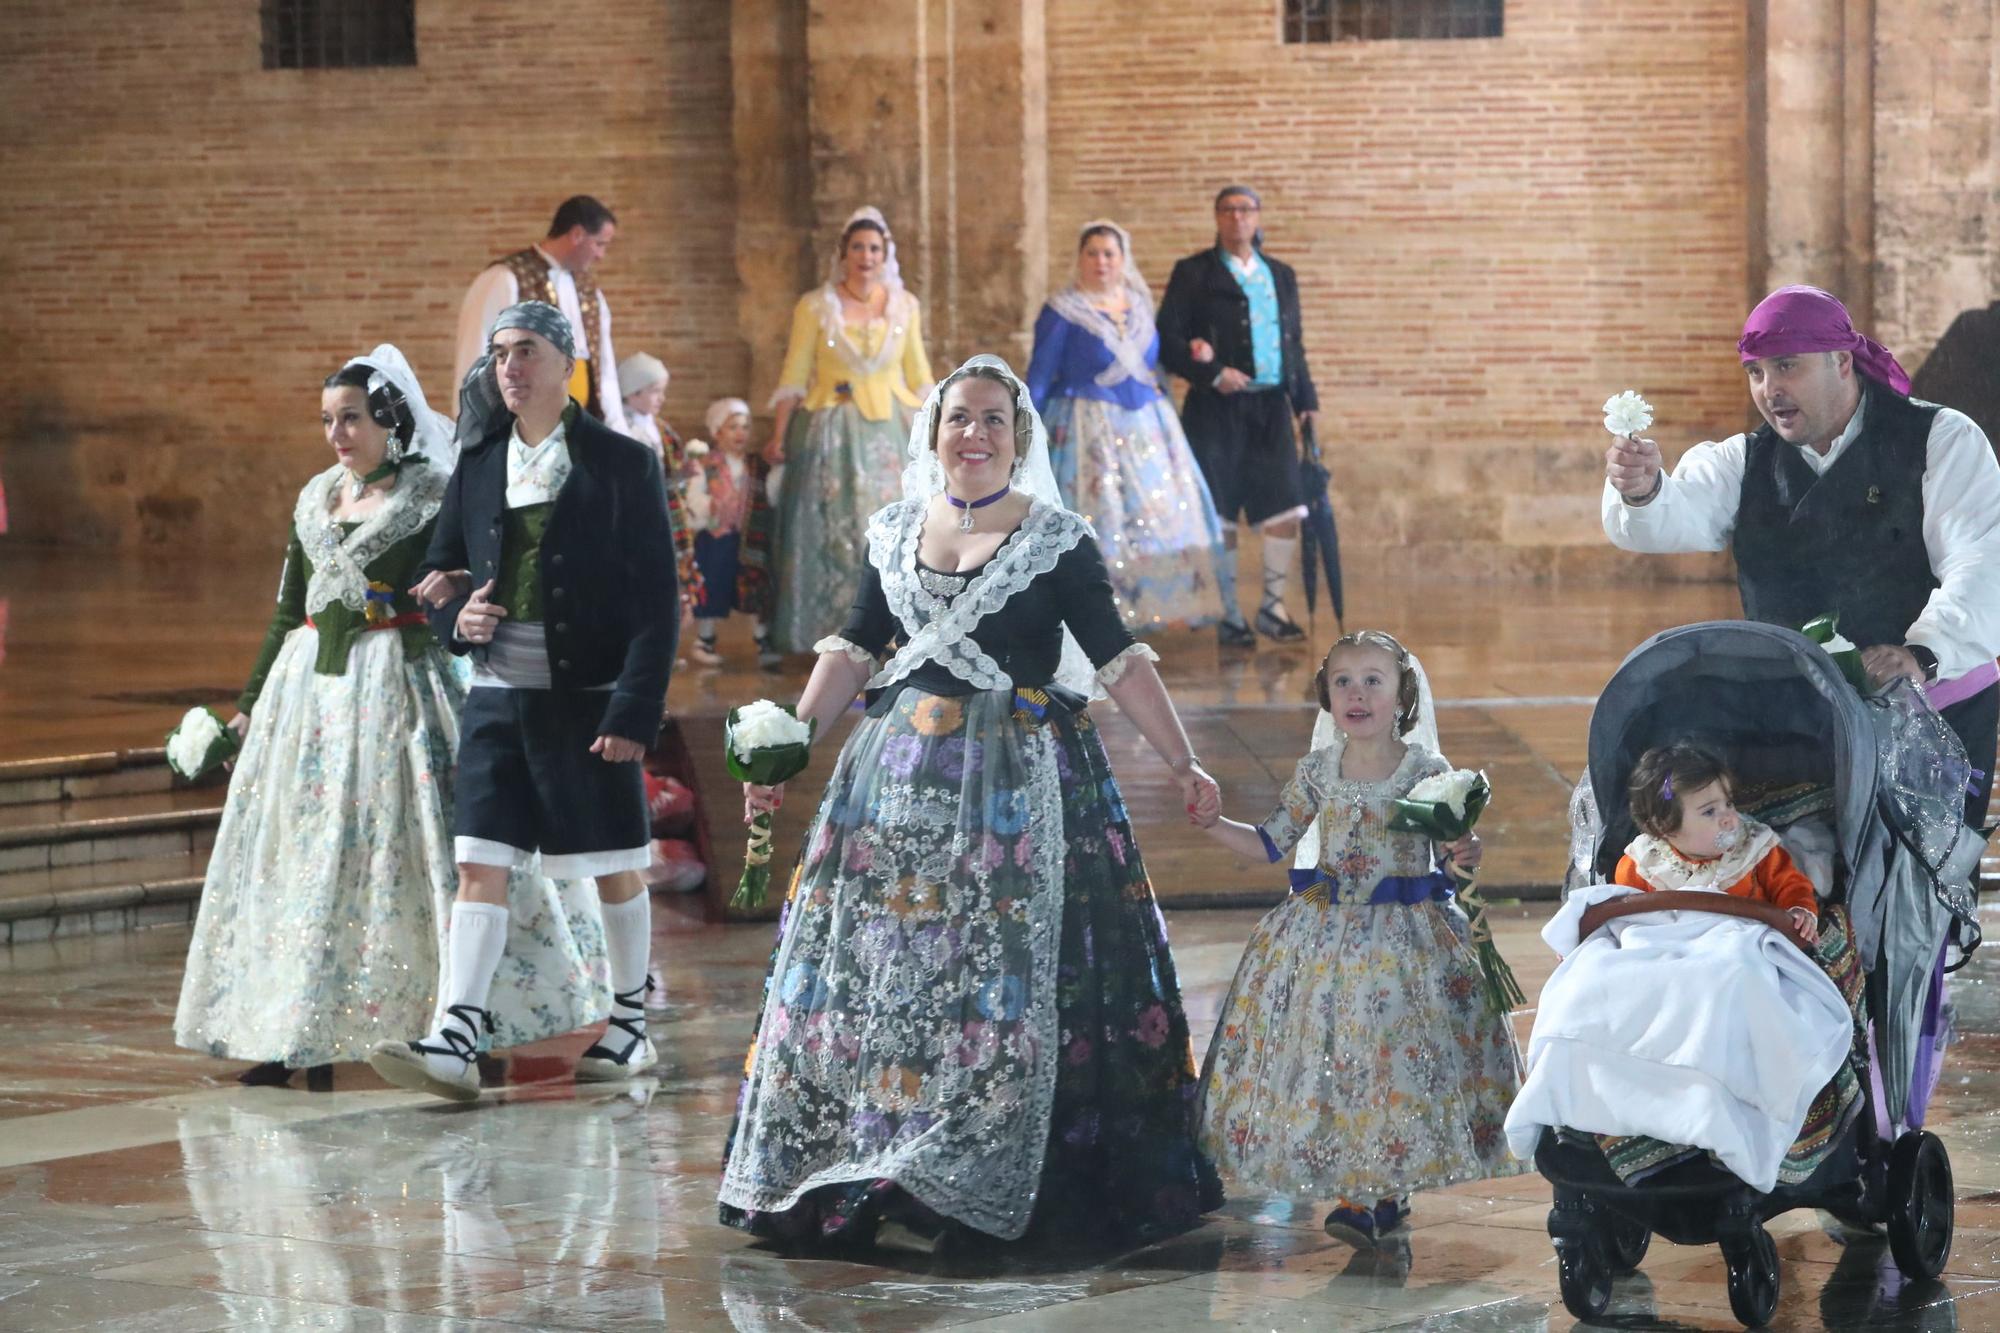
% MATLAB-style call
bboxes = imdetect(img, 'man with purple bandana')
[1602,284,2000,824]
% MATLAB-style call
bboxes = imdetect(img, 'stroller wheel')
[1887,1130,1954,1279]
[1723,1224,1780,1328]
[1556,1237,1612,1321]
[1606,1214,1650,1273]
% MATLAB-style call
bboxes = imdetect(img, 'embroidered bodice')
[833,500,1139,698]
[1258,742,1449,881]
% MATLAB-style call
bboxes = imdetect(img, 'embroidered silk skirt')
[1044,393,1227,632]
[1197,889,1524,1202]
[174,628,609,1066]
[769,400,915,653]
[719,685,1221,1244]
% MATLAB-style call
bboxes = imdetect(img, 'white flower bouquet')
[1387,768,1523,1013]
[684,438,711,456]
[1602,390,1654,437]
[165,706,239,781]
[723,700,817,908]
[1802,614,1871,693]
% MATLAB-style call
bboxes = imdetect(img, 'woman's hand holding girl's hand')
[226,712,251,742]
[745,782,784,824]
[1176,763,1221,827]
[1189,338,1215,364]
[1787,906,1820,947]
[1442,830,1483,872]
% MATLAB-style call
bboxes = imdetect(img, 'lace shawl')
[862,499,1093,695]
[293,462,447,618]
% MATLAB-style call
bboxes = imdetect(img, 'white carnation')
[1602,390,1654,436]
[732,699,811,759]
[1406,767,1485,820]
[685,439,711,456]
[167,707,224,779]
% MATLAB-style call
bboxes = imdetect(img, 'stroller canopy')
[1586,621,1877,885]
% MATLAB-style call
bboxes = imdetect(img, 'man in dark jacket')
[370,300,679,1101]
[1158,184,1320,646]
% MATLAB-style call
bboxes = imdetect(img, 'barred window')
[1283,0,1503,43]
[261,0,416,70]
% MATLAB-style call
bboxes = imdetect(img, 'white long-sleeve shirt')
[1602,402,2000,679]
[454,247,627,435]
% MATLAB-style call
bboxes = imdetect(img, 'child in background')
[617,353,681,462]
[616,352,704,633]
[1195,630,1524,1247]
[683,398,777,668]
[1615,741,1820,945]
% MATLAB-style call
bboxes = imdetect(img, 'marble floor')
[3,899,2000,1331]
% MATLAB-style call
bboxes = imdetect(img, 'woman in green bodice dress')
[173,346,607,1089]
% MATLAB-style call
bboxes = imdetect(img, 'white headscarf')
[341,343,457,472]
[1046,219,1159,391]
[896,353,1098,698]
[1292,639,1441,871]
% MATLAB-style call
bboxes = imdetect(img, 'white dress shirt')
[454,246,626,434]
[1602,402,2000,679]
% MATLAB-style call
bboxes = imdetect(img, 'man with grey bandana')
[369,300,679,1101]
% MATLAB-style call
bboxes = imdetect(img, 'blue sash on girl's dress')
[1286,868,1454,908]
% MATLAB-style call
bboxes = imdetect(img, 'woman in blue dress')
[1026,220,1231,633]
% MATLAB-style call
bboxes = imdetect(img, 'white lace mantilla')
[862,499,1090,694]
[1625,821,1780,893]
[292,464,447,618]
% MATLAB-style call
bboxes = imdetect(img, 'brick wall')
[0,0,740,550]
[1045,0,1754,581]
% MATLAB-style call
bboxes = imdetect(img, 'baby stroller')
[1536,621,1983,1327]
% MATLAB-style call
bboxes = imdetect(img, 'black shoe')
[236,1061,293,1088]
[577,979,661,1082]
[1216,617,1256,649]
[1255,605,1307,643]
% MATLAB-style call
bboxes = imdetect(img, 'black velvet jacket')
[420,404,679,743]
[1156,246,1319,412]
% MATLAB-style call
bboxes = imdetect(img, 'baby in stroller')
[1613,742,1820,946]
[1507,620,1976,1327]
[1506,741,1859,1202]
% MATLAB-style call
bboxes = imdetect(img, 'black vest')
[1733,387,1940,650]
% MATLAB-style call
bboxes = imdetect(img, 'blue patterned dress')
[1026,298,1228,631]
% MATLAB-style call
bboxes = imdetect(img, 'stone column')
[1748,0,1874,316]
[731,0,817,415]
[803,0,1048,373]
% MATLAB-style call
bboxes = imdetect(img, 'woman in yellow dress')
[766,206,934,653]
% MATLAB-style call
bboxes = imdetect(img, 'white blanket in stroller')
[1504,884,1854,1192]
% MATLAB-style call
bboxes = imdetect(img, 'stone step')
[0,851,204,942]
[0,788,223,874]
[0,748,181,808]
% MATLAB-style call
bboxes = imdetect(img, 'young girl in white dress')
[1195,630,1524,1245]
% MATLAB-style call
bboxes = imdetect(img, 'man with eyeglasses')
[1159,184,1321,647]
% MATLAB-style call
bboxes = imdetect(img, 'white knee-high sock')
[1260,533,1297,612]
[599,892,653,1051]
[421,901,509,1072]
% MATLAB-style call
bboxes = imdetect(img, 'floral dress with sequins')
[1197,742,1524,1201]
[173,462,609,1068]
[719,498,1222,1245]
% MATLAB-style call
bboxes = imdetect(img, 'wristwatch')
[1906,644,1939,682]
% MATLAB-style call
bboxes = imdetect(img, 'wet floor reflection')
[2,908,2000,1328]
